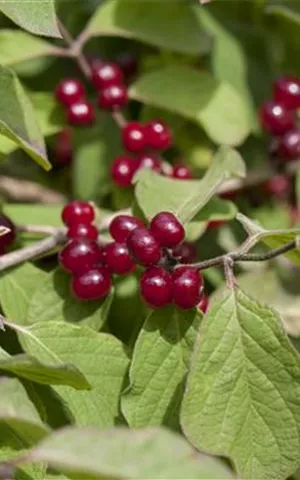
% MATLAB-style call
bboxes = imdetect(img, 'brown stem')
[0,176,66,203]
[17,225,66,236]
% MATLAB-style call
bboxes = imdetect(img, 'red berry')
[198,294,209,313]
[55,129,72,166]
[102,242,135,275]
[136,153,162,173]
[98,84,128,110]
[91,62,123,90]
[273,76,300,110]
[172,164,192,180]
[55,79,85,107]
[278,128,300,160]
[72,267,112,301]
[127,227,161,266]
[263,175,290,199]
[111,156,138,188]
[109,214,145,242]
[208,220,223,229]
[150,212,185,248]
[172,242,197,264]
[146,120,172,151]
[67,100,95,126]
[67,223,98,241]
[62,201,95,226]
[122,122,146,153]
[0,214,16,252]
[115,53,138,78]
[140,267,173,308]
[172,266,203,310]
[259,101,295,135]
[59,239,102,274]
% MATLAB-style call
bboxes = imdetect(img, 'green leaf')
[0,263,47,325]
[27,268,113,331]
[130,66,252,146]
[3,204,63,228]
[194,7,257,129]
[181,287,300,480]
[0,378,49,445]
[0,66,50,169]
[23,425,234,479]
[237,213,300,265]
[266,4,300,28]
[17,322,129,427]
[0,30,54,66]
[134,146,245,224]
[84,0,210,55]
[212,269,300,338]
[0,0,61,38]
[73,115,121,201]
[0,353,91,390]
[122,307,201,429]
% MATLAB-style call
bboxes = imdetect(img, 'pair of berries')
[0,214,16,254]
[55,79,95,127]
[259,76,300,160]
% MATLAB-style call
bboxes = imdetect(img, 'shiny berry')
[136,153,162,173]
[67,223,98,241]
[208,220,223,229]
[172,242,197,264]
[172,164,193,180]
[67,100,95,126]
[278,128,300,160]
[263,175,290,199]
[98,84,128,110]
[59,239,102,274]
[103,242,135,275]
[109,214,145,242]
[0,214,16,252]
[111,156,138,188]
[172,266,203,310]
[150,212,185,248]
[55,129,72,166]
[122,122,146,153]
[146,120,172,151]
[72,267,112,301]
[62,201,95,226]
[127,227,161,266]
[55,79,85,107]
[140,267,173,308]
[198,294,209,313]
[273,76,300,110]
[115,53,138,78]
[259,101,295,135]
[91,62,123,90]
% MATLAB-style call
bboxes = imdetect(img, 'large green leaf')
[0,0,61,38]
[266,4,300,28]
[122,307,201,429]
[0,378,49,445]
[194,7,256,129]
[134,146,245,224]
[0,263,47,325]
[181,287,300,479]
[17,322,129,427]
[27,268,113,331]
[130,66,252,146]
[0,66,50,169]
[0,30,54,66]
[83,0,210,55]
[0,352,90,390]
[21,426,234,479]
[3,204,63,228]
[237,213,300,265]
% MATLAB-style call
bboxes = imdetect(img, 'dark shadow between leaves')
[143,305,193,345]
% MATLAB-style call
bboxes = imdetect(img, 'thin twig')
[187,239,297,271]
[0,176,66,203]
[0,232,66,271]
[17,225,65,236]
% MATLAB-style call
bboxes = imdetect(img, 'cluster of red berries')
[260,76,300,160]
[112,120,192,188]
[58,201,208,312]
[55,61,129,126]
[0,214,16,254]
